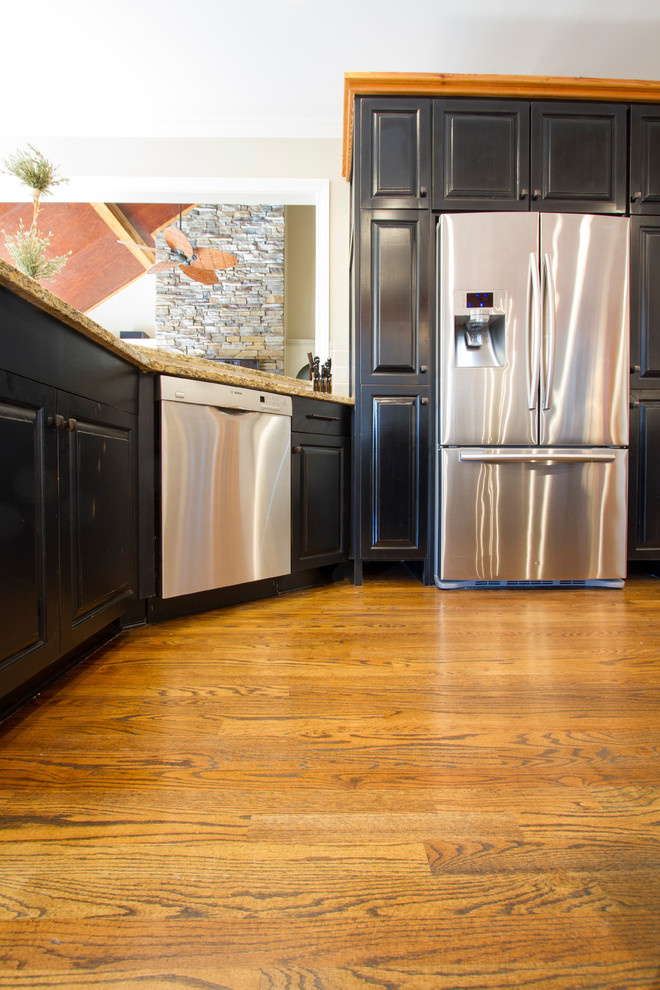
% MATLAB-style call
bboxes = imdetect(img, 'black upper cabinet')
[531,102,627,213]
[433,100,530,211]
[630,105,660,214]
[359,98,430,208]
[430,98,627,213]
[359,211,429,384]
[630,216,660,388]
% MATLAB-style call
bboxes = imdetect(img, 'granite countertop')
[0,259,353,405]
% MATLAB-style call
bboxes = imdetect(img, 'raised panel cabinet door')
[58,392,138,653]
[291,434,348,570]
[359,211,429,384]
[631,217,660,389]
[628,394,660,558]
[630,105,660,214]
[0,372,59,704]
[432,99,530,211]
[360,388,428,558]
[531,102,627,213]
[358,98,430,208]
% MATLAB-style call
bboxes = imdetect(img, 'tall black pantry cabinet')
[628,104,660,559]
[352,99,432,583]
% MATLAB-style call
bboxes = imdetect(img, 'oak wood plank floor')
[1,565,659,989]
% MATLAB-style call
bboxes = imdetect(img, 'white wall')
[284,205,316,379]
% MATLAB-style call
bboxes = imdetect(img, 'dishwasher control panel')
[159,375,292,416]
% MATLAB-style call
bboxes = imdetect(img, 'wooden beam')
[89,202,155,268]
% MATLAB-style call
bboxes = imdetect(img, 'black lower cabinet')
[0,371,60,697]
[356,386,429,573]
[57,392,138,654]
[0,369,139,717]
[628,394,660,559]
[290,397,351,572]
[291,434,349,570]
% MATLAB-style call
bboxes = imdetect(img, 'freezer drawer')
[437,447,628,586]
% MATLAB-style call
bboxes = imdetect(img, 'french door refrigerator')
[436,212,630,588]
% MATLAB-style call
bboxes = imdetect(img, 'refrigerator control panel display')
[454,290,506,318]
[466,292,493,308]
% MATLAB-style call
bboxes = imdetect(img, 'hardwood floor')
[1,566,659,989]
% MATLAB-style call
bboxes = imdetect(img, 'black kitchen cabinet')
[531,102,627,213]
[628,394,660,559]
[358,98,430,209]
[57,392,138,655]
[431,98,626,214]
[630,217,660,389]
[0,371,60,692]
[357,386,429,563]
[358,210,430,386]
[630,105,660,214]
[433,99,530,211]
[0,288,141,717]
[291,397,351,571]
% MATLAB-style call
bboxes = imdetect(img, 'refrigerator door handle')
[527,253,541,410]
[458,449,617,464]
[542,252,557,411]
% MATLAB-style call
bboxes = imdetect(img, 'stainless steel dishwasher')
[159,375,292,599]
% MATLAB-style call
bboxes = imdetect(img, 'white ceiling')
[3,0,660,140]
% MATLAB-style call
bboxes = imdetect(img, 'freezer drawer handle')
[458,449,617,464]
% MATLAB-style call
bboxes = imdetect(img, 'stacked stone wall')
[154,205,284,372]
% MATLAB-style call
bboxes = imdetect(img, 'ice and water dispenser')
[453,290,506,368]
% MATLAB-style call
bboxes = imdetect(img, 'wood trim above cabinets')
[343,72,660,179]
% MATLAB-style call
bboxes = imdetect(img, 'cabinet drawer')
[292,396,351,436]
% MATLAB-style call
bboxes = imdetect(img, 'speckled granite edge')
[0,259,353,405]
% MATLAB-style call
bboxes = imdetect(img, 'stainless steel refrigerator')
[436,212,630,588]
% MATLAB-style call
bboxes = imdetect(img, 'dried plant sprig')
[3,219,71,281]
[1,144,70,282]
[1,143,68,198]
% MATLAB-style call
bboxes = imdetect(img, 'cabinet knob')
[631,401,640,409]
[631,365,641,374]
[292,445,303,454]
[520,188,529,200]
[532,189,541,200]
[49,414,77,431]
[631,191,642,203]
[419,364,428,374]
[420,397,429,406]
[420,186,428,198]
